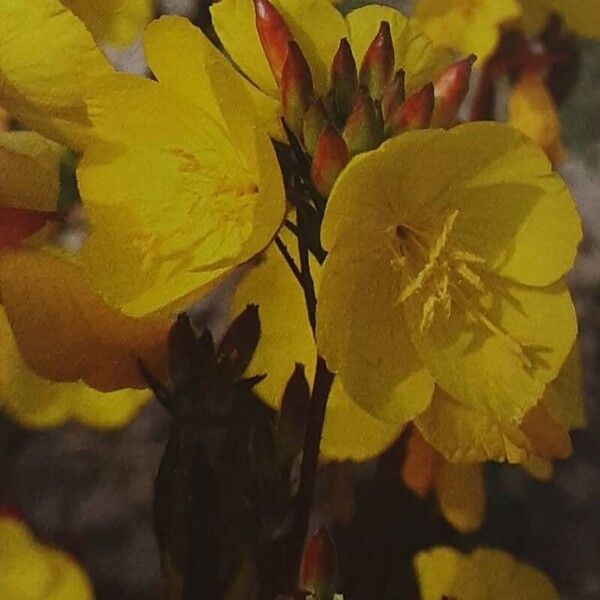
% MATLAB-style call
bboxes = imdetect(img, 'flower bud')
[253,0,294,85]
[342,88,384,156]
[359,21,395,99]
[331,37,358,121]
[431,55,475,128]
[282,41,314,140]
[303,98,328,156]
[387,82,434,136]
[381,69,405,122]
[300,527,337,597]
[311,123,349,197]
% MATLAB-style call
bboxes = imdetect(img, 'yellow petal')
[508,71,565,167]
[0,0,111,149]
[231,235,402,460]
[435,461,485,533]
[346,5,452,93]
[401,427,440,498]
[0,307,148,429]
[415,546,559,600]
[210,0,346,96]
[317,227,435,424]
[521,404,572,459]
[0,517,93,600]
[0,131,61,211]
[324,124,581,287]
[522,455,554,480]
[143,15,281,139]
[78,73,285,316]
[62,0,152,46]
[413,0,522,63]
[0,249,169,391]
[416,387,535,463]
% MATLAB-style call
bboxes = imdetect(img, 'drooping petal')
[62,0,152,47]
[416,388,535,463]
[323,125,581,287]
[508,71,564,166]
[0,250,169,392]
[317,226,435,424]
[0,307,148,429]
[0,131,61,211]
[346,5,452,93]
[0,517,94,600]
[231,235,402,460]
[434,461,485,533]
[78,73,285,316]
[210,0,346,96]
[413,0,522,63]
[0,0,112,149]
[143,16,280,139]
[415,546,559,600]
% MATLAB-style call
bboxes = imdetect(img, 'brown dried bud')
[281,40,314,139]
[253,0,294,85]
[387,82,434,135]
[331,37,358,121]
[431,54,475,128]
[311,123,349,197]
[342,88,384,156]
[359,21,395,99]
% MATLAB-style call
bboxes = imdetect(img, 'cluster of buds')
[254,0,475,197]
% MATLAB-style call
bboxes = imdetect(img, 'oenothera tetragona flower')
[0,0,284,400]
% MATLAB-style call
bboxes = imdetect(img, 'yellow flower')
[317,123,580,459]
[413,0,522,63]
[0,0,285,400]
[0,516,94,600]
[415,546,559,599]
[62,0,153,47]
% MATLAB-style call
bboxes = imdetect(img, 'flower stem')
[285,355,335,594]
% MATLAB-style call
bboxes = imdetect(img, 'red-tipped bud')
[282,40,314,139]
[387,82,434,136]
[331,37,358,121]
[359,21,395,99]
[342,88,384,155]
[431,54,475,128]
[0,207,50,249]
[254,0,294,85]
[381,69,405,122]
[303,99,328,156]
[311,123,349,197]
[300,527,337,596]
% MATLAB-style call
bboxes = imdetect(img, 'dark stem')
[296,207,318,333]
[285,356,335,593]
[275,235,304,286]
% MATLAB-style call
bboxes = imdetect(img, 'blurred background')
[1,0,599,598]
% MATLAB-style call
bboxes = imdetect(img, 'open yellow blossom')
[0,516,93,600]
[415,546,559,599]
[0,0,285,396]
[62,0,153,47]
[413,0,522,63]
[317,123,580,451]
